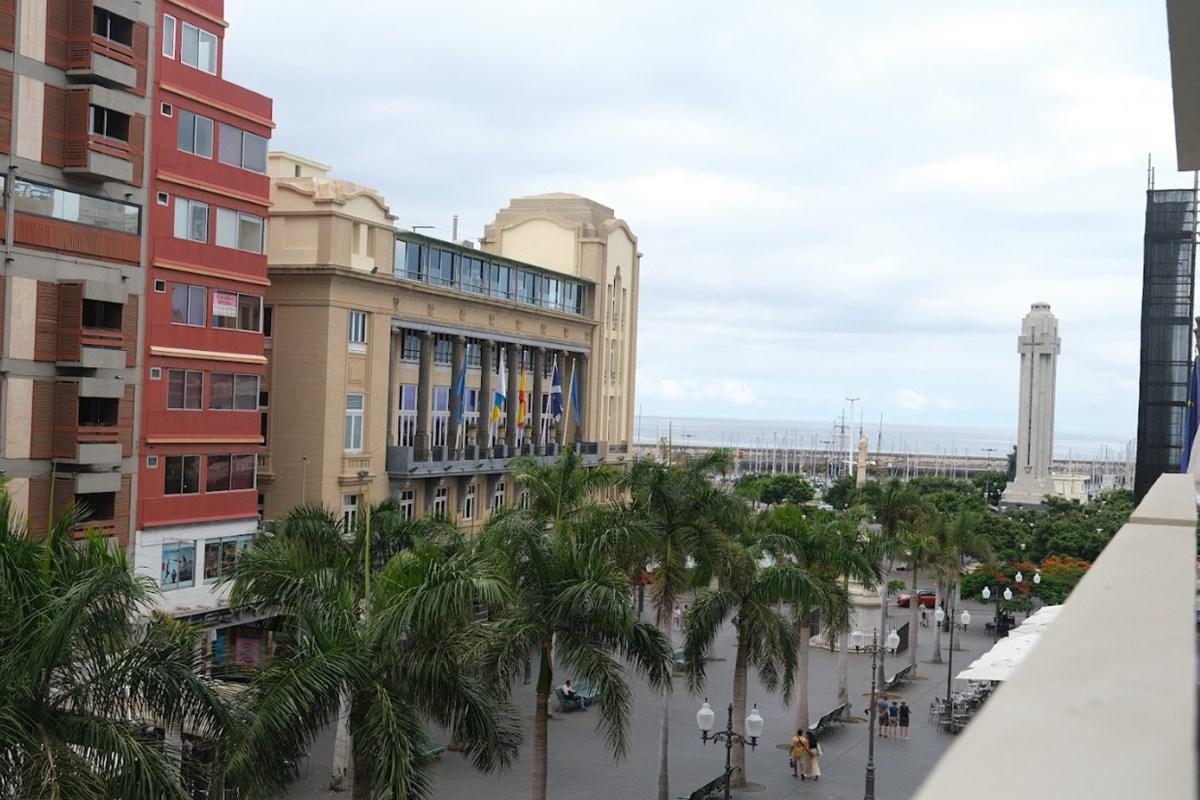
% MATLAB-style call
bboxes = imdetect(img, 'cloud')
[898,390,929,412]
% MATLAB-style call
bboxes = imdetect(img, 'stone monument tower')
[1002,303,1060,505]
[856,432,869,487]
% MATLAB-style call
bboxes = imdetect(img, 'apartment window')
[348,310,368,351]
[10,178,140,235]
[215,208,265,253]
[342,494,358,530]
[181,22,217,74]
[209,373,258,411]
[93,8,133,46]
[462,257,486,294]
[177,109,213,158]
[174,198,208,242]
[202,534,252,583]
[542,276,561,311]
[170,283,206,326]
[167,369,203,410]
[219,124,268,173]
[516,271,539,305]
[206,453,256,492]
[401,331,421,361]
[466,389,478,414]
[162,14,176,58]
[432,486,448,519]
[492,480,505,512]
[90,106,130,142]
[212,291,262,332]
[466,341,481,368]
[519,490,530,510]
[82,299,121,330]
[161,541,195,590]
[156,192,169,206]
[428,248,455,287]
[262,306,273,337]
[344,394,364,452]
[398,489,414,521]
[434,335,452,365]
[403,242,426,280]
[164,455,200,495]
[462,482,476,521]
[78,397,118,427]
[489,263,511,300]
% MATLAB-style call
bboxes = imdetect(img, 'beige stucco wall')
[7,276,36,360]
[18,0,45,62]
[494,218,579,277]
[4,378,32,459]
[15,77,42,163]
[7,476,29,522]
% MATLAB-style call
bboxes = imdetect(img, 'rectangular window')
[404,242,426,280]
[218,124,268,173]
[262,306,273,337]
[170,283,207,327]
[208,373,258,411]
[215,208,265,253]
[206,453,256,492]
[344,394,364,452]
[161,541,195,590]
[343,494,358,530]
[212,291,262,332]
[428,248,455,287]
[8,178,140,234]
[462,257,486,294]
[516,271,539,305]
[82,299,121,330]
[162,14,176,58]
[398,489,414,521]
[181,22,217,74]
[348,310,367,350]
[462,482,476,521]
[173,198,208,243]
[203,534,252,583]
[164,455,200,495]
[167,369,203,410]
[89,106,130,142]
[489,263,511,300]
[433,486,448,519]
[393,240,406,277]
[401,331,421,361]
[78,396,118,427]
[93,8,133,46]
[466,341,481,368]
[434,335,452,365]
[492,480,505,512]
[176,109,213,157]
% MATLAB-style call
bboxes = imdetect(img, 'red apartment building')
[134,0,273,650]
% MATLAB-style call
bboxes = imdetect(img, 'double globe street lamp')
[696,700,765,800]
[850,627,900,800]
[935,604,971,728]
[981,570,1040,641]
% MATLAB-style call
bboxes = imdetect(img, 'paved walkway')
[288,594,1004,800]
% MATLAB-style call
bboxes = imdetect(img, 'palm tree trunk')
[350,700,370,800]
[730,633,749,789]
[330,689,351,791]
[532,639,553,800]
[793,605,811,735]
[907,566,919,674]
[877,559,891,689]
[656,603,674,800]
[932,577,943,664]
[837,576,849,710]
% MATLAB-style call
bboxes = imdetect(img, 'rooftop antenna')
[1147,153,1155,191]
[452,214,459,241]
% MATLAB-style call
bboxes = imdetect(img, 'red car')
[897,590,936,608]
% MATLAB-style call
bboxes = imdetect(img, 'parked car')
[897,590,936,608]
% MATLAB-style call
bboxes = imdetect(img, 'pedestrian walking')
[803,730,822,780]
[899,701,911,740]
[887,700,899,738]
[789,729,806,778]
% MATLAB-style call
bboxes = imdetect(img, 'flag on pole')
[1181,357,1200,481]
[550,359,564,422]
[517,364,529,438]
[569,363,581,427]
[491,358,507,444]
[452,362,467,426]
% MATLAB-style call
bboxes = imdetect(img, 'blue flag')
[570,364,581,427]
[1182,357,1200,472]
[452,363,467,425]
[550,361,563,422]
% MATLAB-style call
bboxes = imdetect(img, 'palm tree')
[929,511,992,663]
[830,504,875,712]
[480,448,674,800]
[0,498,231,799]
[864,481,926,685]
[899,525,937,675]
[760,506,873,736]
[683,506,821,790]
[625,449,731,800]
[223,503,519,800]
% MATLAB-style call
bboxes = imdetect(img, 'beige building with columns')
[258,154,638,527]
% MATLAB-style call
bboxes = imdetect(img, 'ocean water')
[633,415,1133,463]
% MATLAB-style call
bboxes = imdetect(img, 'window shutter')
[63,89,89,168]
[132,22,149,95]
[118,385,134,456]
[44,0,69,68]
[34,282,59,362]
[65,0,92,69]
[114,474,131,545]
[30,380,55,459]
[57,281,82,363]
[122,294,138,367]
[129,113,145,186]
[27,475,48,537]
[0,0,15,53]
[52,380,78,459]
[41,85,66,167]
[0,69,13,154]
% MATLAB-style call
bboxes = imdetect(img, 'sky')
[223,1,1183,438]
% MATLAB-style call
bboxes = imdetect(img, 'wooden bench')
[678,771,729,800]
[884,664,914,692]
[807,702,849,737]
[554,687,585,713]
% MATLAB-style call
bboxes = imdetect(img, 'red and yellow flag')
[517,365,528,430]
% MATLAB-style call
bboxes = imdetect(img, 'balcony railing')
[913,474,1197,800]
[386,442,603,477]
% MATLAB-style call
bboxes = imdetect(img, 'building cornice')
[154,259,270,287]
[150,346,267,365]
[159,83,274,129]
[159,171,270,208]
[145,436,263,445]
[167,0,229,28]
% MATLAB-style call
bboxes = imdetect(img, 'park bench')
[807,702,849,737]
[678,771,729,800]
[554,687,585,713]
[884,664,914,692]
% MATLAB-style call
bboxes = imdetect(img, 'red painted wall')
[140,0,272,530]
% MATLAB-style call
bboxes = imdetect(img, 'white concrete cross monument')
[1002,303,1060,506]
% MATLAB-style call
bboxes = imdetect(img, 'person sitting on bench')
[561,680,588,709]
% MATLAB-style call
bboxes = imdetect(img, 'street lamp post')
[696,700,764,800]
[851,628,900,800]
[980,583,1013,642]
[936,603,971,725]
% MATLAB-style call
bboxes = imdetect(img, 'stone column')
[385,329,399,446]
[478,340,493,450]
[448,335,466,458]
[573,353,588,444]
[556,349,569,446]
[531,347,545,453]
[505,345,520,449]
[414,331,434,461]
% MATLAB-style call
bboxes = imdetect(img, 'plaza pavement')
[287,591,1004,800]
